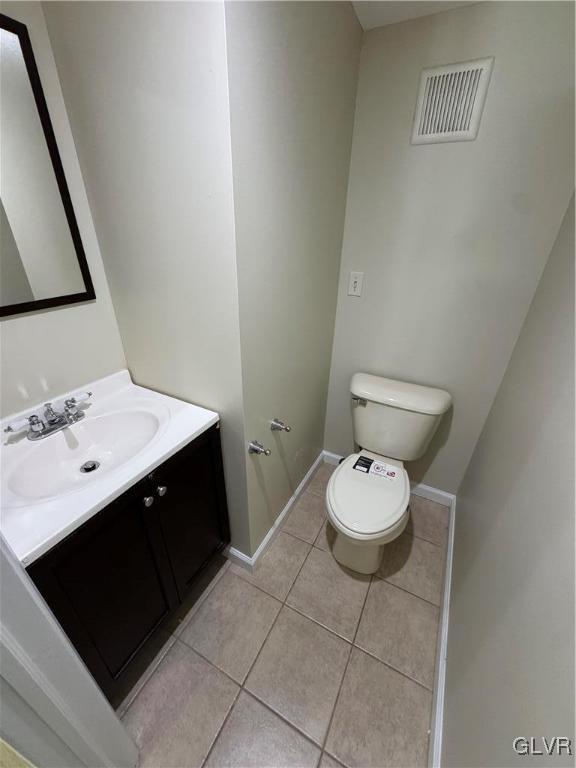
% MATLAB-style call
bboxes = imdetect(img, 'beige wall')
[225,1,361,552]
[324,1,574,493]
[443,196,574,766]
[0,2,126,418]
[44,1,250,553]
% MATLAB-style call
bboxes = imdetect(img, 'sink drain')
[80,460,100,474]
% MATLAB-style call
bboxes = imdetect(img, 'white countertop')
[0,370,219,566]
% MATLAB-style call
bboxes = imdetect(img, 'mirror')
[0,13,95,317]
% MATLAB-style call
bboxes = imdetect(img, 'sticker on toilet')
[352,456,373,473]
[352,457,399,481]
[371,461,399,480]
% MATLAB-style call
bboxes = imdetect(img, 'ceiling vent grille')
[411,57,494,145]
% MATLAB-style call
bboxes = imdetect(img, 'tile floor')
[121,461,449,768]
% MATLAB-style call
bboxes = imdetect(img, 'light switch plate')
[348,271,364,297]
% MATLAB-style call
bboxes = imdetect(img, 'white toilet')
[326,373,452,574]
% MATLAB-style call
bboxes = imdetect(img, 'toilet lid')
[327,452,410,536]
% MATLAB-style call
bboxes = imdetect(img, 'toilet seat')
[326,451,410,541]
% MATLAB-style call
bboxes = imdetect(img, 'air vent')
[411,57,494,145]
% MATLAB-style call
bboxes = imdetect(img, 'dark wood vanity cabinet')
[27,424,229,706]
[148,427,229,601]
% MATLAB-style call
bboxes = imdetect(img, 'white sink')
[7,410,161,503]
[0,370,219,566]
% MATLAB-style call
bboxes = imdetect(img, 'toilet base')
[332,534,383,575]
[329,508,409,575]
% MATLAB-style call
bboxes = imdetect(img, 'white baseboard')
[428,491,457,768]
[226,451,325,571]
[322,450,343,466]
[225,545,254,571]
[410,481,456,508]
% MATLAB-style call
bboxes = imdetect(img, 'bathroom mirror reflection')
[0,13,95,317]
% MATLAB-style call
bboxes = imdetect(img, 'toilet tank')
[351,373,452,461]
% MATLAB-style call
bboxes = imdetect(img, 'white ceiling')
[352,1,477,31]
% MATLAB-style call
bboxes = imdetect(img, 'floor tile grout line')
[200,685,242,768]
[229,525,360,759]
[182,472,334,728]
[173,567,287,687]
[177,622,329,760]
[318,639,435,768]
[306,487,328,499]
[173,634,244,689]
[351,642,435,693]
[317,574,374,765]
[125,530,443,729]
[229,524,316,600]
[175,571,436,701]
[287,535,317,593]
[120,562,234,720]
[243,690,327,755]
[210,514,347,762]
[235,528,376,645]
[282,551,373,644]
[240,604,284,686]
[116,632,178,719]
[173,559,232,639]
[175,584,437,702]
[371,574,443,608]
[233,535,314,687]
[281,602,356,645]
[318,641,354,765]
[282,533,322,607]
[243,686,331,752]
[351,574,373,646]
[197,557,336,764]
[281,526,322,548]
[405,528,447,550]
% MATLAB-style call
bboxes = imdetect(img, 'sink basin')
[0,369,220,565]
[7,410,160,503]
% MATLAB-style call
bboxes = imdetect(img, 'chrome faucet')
[4,392,92,441]
[43,402,62,426]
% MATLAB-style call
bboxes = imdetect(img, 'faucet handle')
[4,414,44,434]
[66,391,92,407]
[74,391,92,403]
[4,417,31,434]
[28,415,45,433]
[43,402,61,424]
[64,398,79,415]
[63,391,92,413]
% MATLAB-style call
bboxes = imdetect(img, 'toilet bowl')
[326,451,410,574]
[325,373,452,574]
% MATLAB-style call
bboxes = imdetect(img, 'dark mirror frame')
[0,13,95,318]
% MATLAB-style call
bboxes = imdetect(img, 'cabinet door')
[28,478,179,702]
[151,426,229,600]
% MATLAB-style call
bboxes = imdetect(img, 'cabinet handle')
[156,486,167,497]
[143,496,155,507]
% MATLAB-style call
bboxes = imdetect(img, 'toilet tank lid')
[351,373,452,416]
